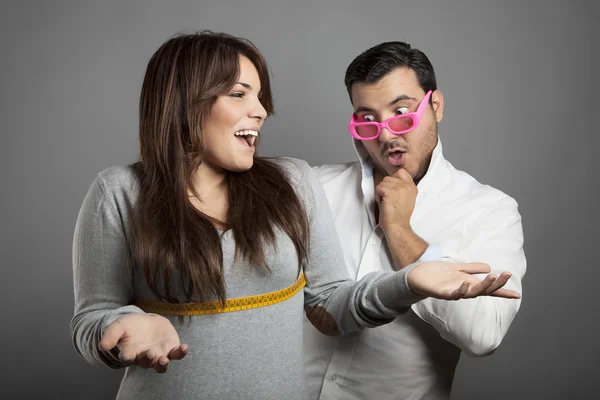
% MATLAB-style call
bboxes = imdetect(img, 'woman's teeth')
[234,130,258,146]
[234,130,258,137]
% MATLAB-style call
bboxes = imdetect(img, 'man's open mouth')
[387,150,405,166]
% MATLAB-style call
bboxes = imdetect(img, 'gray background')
[1,0,598,399]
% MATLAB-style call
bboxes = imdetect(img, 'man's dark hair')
[344,41,437,103]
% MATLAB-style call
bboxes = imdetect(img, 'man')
[303,41,526,399]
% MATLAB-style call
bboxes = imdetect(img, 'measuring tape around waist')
[133,273,306,316]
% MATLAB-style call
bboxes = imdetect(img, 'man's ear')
[431,90,444,123]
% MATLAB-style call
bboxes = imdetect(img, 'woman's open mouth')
[234,130,258,148]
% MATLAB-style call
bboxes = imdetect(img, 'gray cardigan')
[70,157,422,399]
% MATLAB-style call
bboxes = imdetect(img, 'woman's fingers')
[168,344,188,361]
[489,288,521,299]
[449,281,470,299]
[135,349,157,369]
[153,356,170,374]
[130,342,186,372]
[463,274,497,298]
[463,271,520,299]
[454,271,520,299]
[484,272,511,295]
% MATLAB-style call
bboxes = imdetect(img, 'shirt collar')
[353,135,447,195]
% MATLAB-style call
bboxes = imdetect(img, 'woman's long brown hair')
[130,31,309,304]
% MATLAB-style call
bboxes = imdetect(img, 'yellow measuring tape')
[133,273,306,316]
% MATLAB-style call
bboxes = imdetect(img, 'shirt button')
[331,374,337,382]
[369,239,376,245]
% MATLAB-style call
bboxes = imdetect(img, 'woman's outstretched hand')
[99,314,188,374]
[407,261,520,300]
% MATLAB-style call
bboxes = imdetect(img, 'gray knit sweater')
[70,157,422,400]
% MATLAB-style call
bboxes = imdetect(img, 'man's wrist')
[382,224,414,241]
[383,226,429,269]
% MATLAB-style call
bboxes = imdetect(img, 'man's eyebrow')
[355,105,375,113]
[355,94,418,113]
[388,94,417,106]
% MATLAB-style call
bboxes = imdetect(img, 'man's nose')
[379,126,396,142]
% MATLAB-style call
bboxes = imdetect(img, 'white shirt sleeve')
[411,196,526,356]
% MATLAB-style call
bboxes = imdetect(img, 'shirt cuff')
[418,242,442,262]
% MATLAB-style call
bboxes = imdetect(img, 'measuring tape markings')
[134,273,306,316]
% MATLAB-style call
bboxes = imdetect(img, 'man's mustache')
[381,141,410,155]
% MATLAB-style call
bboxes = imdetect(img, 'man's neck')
[372,169,385,224]
[373,169,385,188]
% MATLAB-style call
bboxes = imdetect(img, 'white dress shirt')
[303,138,526,400]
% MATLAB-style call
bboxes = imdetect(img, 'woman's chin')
[226,160,254,173]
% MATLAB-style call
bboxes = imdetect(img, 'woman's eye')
[229,92,244,98]
[359,114,375,122]
[396,106,409,115]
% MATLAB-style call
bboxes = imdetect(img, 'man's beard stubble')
[371,118,438,185]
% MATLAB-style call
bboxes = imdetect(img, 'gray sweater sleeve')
[70,174,148,369]
[289,159,424,336]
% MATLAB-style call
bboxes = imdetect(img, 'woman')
[70,31,517,399]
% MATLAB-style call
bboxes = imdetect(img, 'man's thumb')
[393,167,412,181]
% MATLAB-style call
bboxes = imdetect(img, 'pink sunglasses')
[348,90,433,140]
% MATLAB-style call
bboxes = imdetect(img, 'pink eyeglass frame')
[348,90,433,140]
